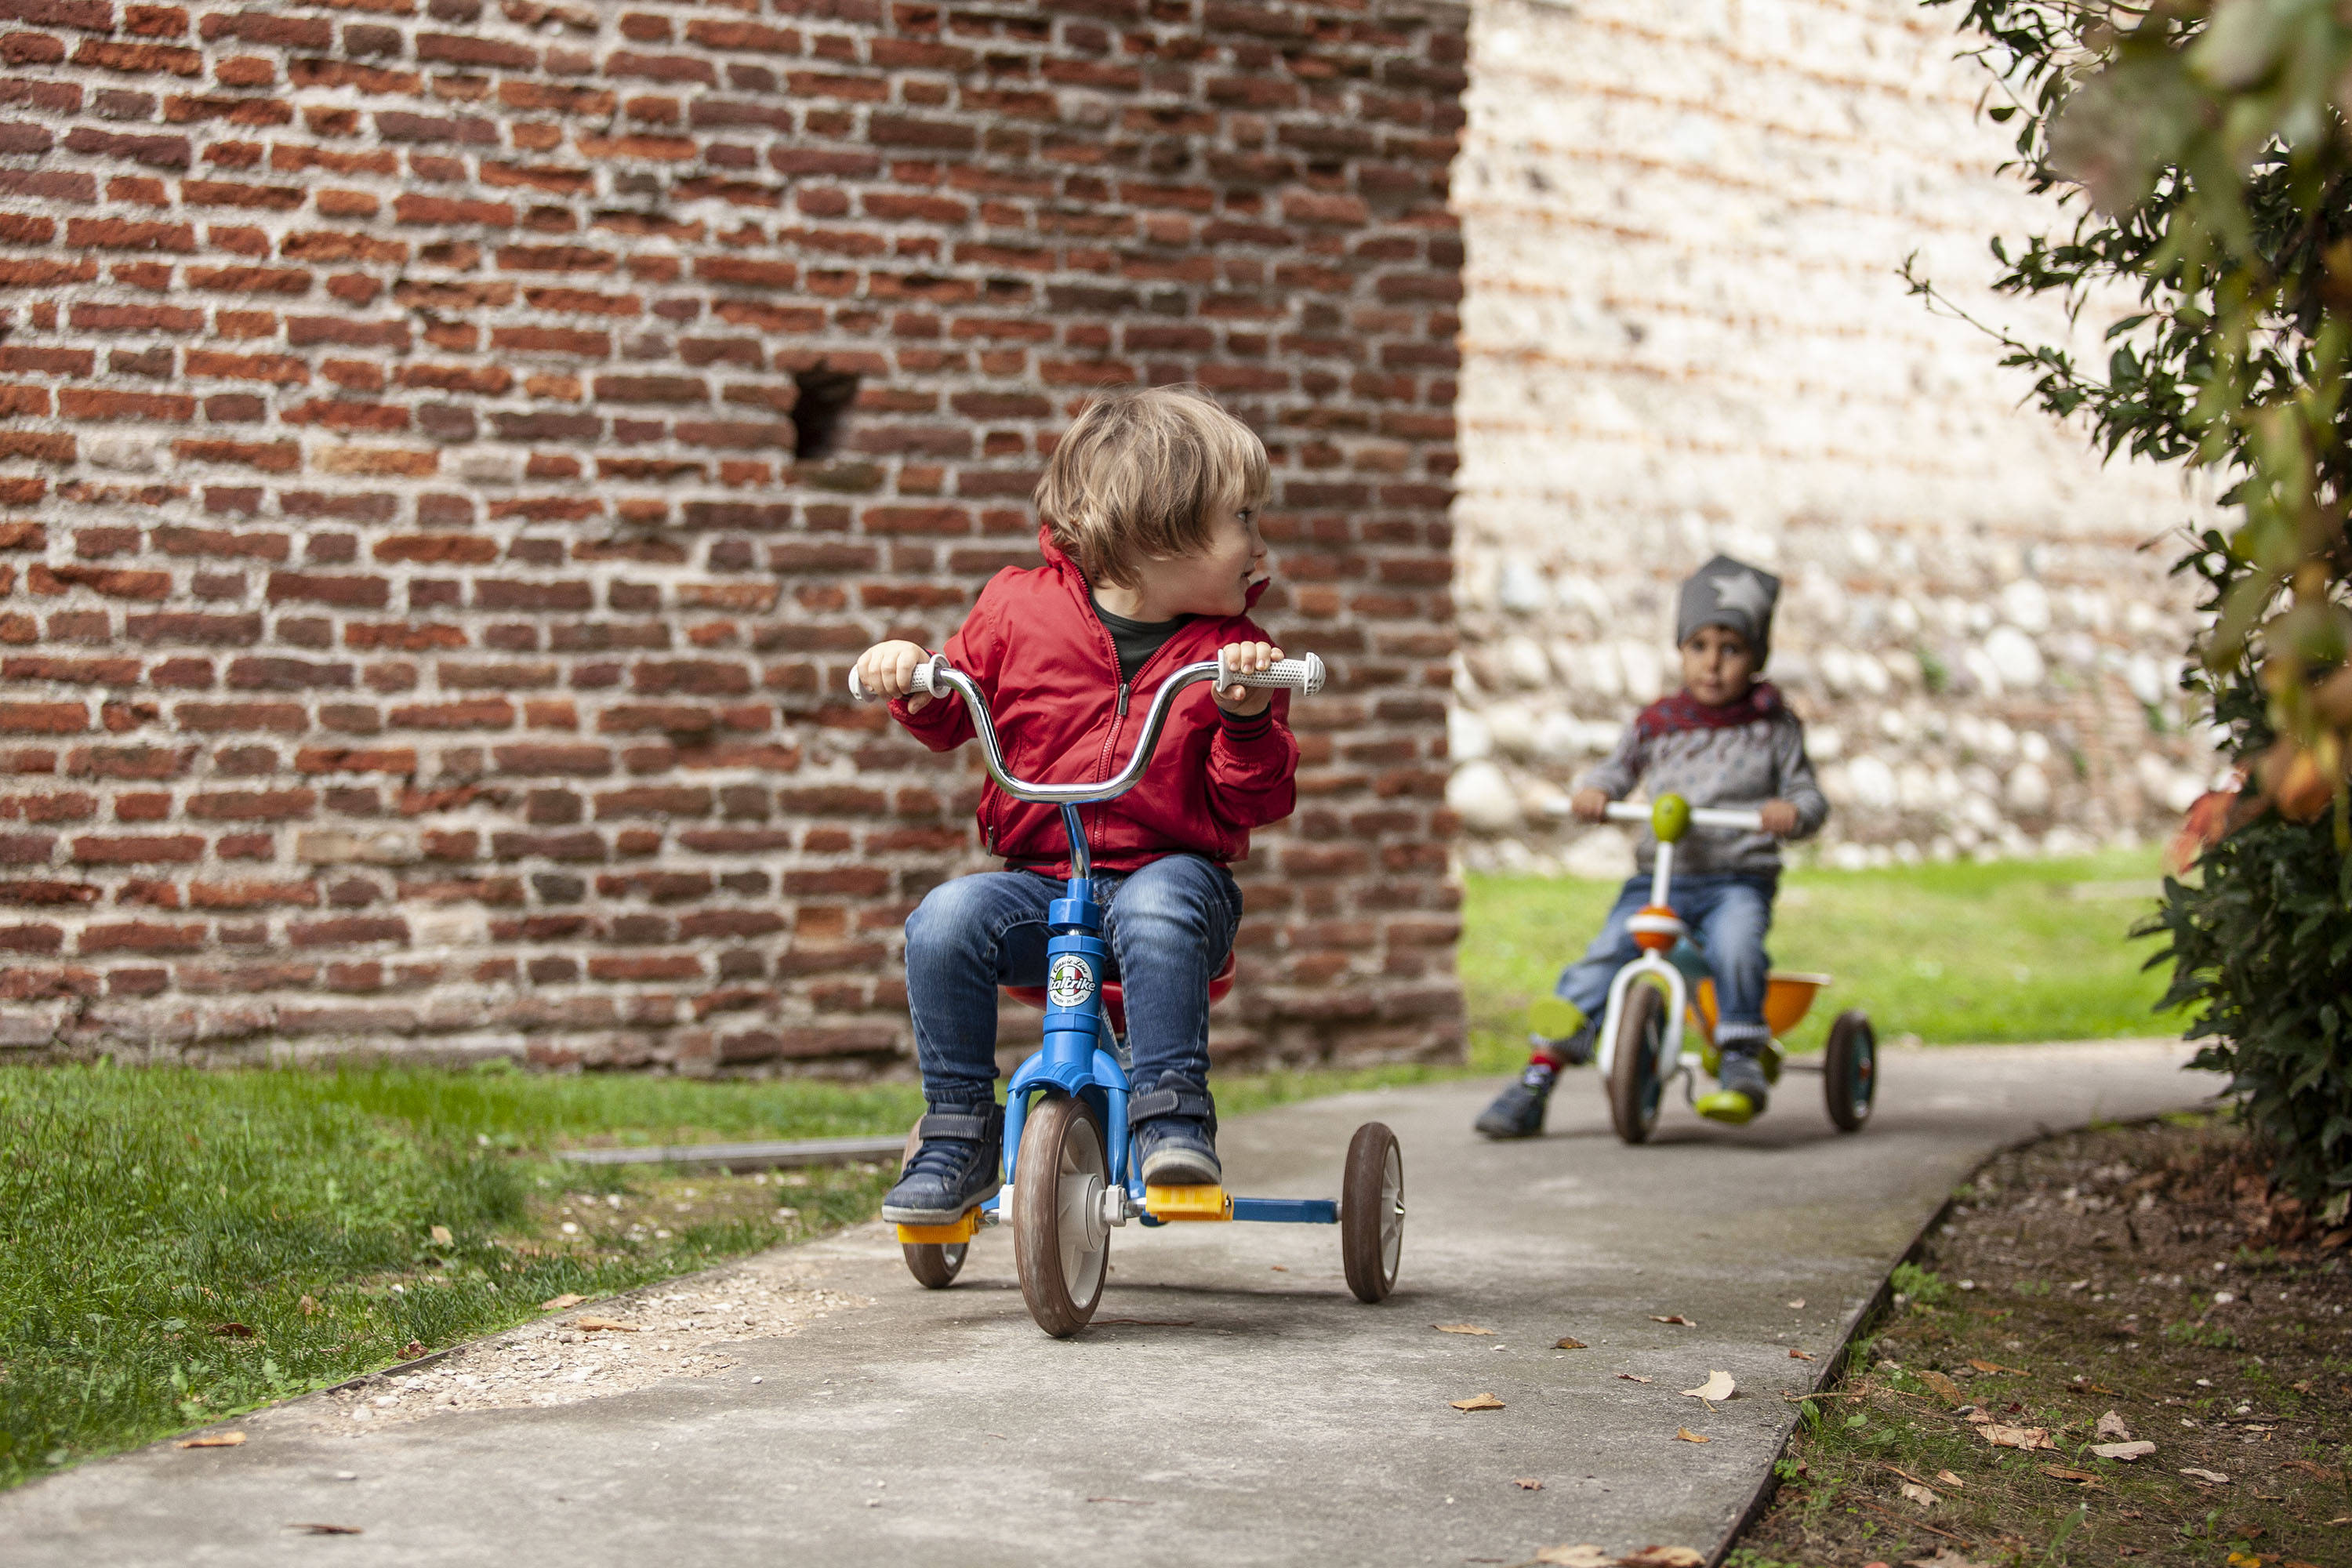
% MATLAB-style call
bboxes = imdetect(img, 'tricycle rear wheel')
[1013,1094,1110,1338]
[1339,1122,1403,1303]
[895,1123,973,1289]
[1824,1009,1876,1133]
[1607,982,1668,1144]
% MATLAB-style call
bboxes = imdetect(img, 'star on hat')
[1710,568,1773,619]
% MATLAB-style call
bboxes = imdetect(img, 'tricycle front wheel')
[1607,983,1668,1144]
[1339,1121,1403,1303]
[1013,1095,1110,1338]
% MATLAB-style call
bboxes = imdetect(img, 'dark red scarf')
[1633,681,1782,740]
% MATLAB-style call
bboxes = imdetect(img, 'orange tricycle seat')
[1690,971,1831,1040]
[1004,951,1238,1037]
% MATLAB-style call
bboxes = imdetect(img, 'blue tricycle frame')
[852,649,1405,1338]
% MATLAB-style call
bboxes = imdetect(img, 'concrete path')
[7,1040,2220,1567]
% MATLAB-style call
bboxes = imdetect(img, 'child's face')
[1134,506,1267,618]
[1679,623,1758,706]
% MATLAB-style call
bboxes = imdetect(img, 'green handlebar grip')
[1651,793,1691,844]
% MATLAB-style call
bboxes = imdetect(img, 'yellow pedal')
[1143,1184,1232,1221]
[895,1208,982,1245]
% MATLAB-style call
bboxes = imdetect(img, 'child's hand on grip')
[1759,799,1799,836]
[855,641,935,712]
[1570,787,1610,823]
[1214,641,1283,715]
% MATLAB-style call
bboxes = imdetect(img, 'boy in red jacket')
[853,387,1298,1225]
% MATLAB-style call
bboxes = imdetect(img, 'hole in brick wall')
[791,367,861,463]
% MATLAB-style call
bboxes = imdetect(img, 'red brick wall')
[0,0,1466,1073]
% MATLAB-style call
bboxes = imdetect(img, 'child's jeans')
[903,854,1243,1109]
[1555,873,1777,1051]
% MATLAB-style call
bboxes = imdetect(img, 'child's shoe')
[1132,1083,1221,1185]
[1695,1048,1770,1124]
[1473,1061,1556,1139]
[880,1102,1004,1225]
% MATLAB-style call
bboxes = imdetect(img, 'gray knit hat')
[1675,554,1780,661]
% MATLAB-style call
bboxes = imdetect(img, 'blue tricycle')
[851,650,1404,1337]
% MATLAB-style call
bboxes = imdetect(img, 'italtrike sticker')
[1046,953,1096,1010]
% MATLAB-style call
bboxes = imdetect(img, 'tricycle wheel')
[1607,982,1668,1144]
[895,1123,974,1289]
[1824,1009,1876,1133]
[1013,1094,1109,1338]
[1339,1122,1403,1303]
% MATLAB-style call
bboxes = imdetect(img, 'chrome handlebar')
[848,651,1323,808]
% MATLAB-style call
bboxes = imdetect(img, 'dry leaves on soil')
[1679,1370,1735,1403]
[1672,1427,1710,1443]
[1973,1422,2055,1451]
[1619,1549,1704,1568]
[1534,1548,1613,1568]
[1788,1348,1815,1361]
[1935,1470,1966,1488]
[1899,1481,1940,1508]
[575,1316,640,1333]
[1555,1337,1587,1349]
[2093,1410,2132,1441]
[2090,1440,2155,1461]
[1514,1477,1543,1490]
[2181,1466,2231,1485]
[539,1294,584,1311]
[2041,1465,2100,1485]
[1435,1323,1497,1336]
[1616,1374,1653,1384]
[1966,1358,2027,1376]
[1650,1315,1697,1327]
[1450,1392,1506,1411]
[1535,1545,1703,1568]
[1918,1370,1963,1404]
[429,1225,452,1245]
[176,1432,246,1449]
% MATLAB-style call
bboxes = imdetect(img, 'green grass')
[1462,847,2187,1059]
[0,1062,916,1490]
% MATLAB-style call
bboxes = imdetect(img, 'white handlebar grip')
[1223,652,1326,695]
[909,655,942,698]
[847,665,874,702]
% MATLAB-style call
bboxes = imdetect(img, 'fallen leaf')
[1672,1427,1711,1443]
[1934,1470,1966,1488]
[297,1295,320,1317]
[539,1294,585,1312]
[429,1225,452,1245]
[176,1432,246,1449]
[1680,1370,1736,1403]
[1513,1476,1543,1490]
[1967,1358,2027,1376]
[1433,1323,1496,1336]
[1269,1265,1287,1272]
[2180,1467,2230,1485]
[1555,1337,1588,1349]
[1650,1314,1696,1327]
[1450,1392,1505,1411]
[1534,1547,1613,1568]
[1618,1550,1704,1568]
[1788,1348,1816,1361]
[1900,1481,1940,1508]
[2091,1440,2155,1461]
[1918,1370,1963,1404]
[1617,1374,1653,1384]
[2094,1410,2132,1442]
[208,1323,255,1339]
[2041,1465,2100,1483]
[1786,1298,1805,1308]
[399,1341,423,1359]
[1963,1408,1994,1425]
[292,1523,361,1535]
[2280,1458,2335,1478]
[575,1316,640,1333]
[1976,1423,2054,1451]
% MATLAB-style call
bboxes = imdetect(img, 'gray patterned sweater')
[1577,685,1829,876]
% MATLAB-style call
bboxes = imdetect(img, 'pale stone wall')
[1449,0,2223,877]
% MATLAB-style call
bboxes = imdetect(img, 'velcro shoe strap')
[1128,1087,1213,1125]
[917,1109,992,1142]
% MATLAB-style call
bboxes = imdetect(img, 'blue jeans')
[903,855,1243,1109]
[1557,873,1777,1049]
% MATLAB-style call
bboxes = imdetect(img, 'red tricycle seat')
[1004,952,1237,1038]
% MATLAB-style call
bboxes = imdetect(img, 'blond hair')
[1033,386,1271,590]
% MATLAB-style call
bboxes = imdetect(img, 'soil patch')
[1731,1114,2352,1567]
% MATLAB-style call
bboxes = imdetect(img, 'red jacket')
[890,530,1299,877]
